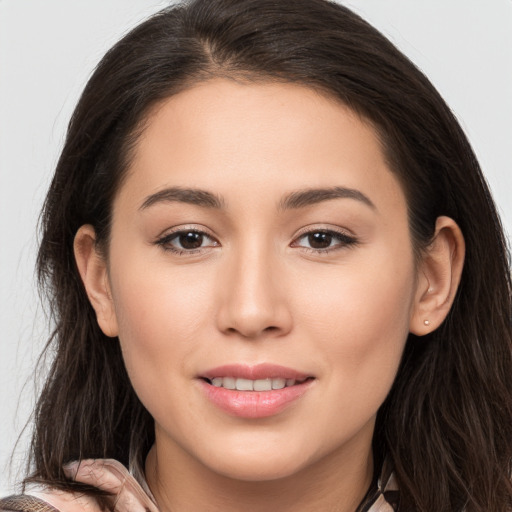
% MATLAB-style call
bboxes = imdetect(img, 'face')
[95,79,420,481]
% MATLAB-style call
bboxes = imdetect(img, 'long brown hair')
[25,1,512,510]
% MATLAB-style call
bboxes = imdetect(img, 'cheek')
[299,246,414,331]
[107,256,215,397]
[297,250,414,405]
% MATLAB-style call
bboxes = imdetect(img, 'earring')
[424,320,430,326]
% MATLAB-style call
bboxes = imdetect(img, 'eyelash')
[292,228,358,254]
[155,229,217,256]
[155,228,358,256]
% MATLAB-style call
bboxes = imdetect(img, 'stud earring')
[424,320,430,326]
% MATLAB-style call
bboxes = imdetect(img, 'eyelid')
[290,225,359,253]
[154,224,358,256]
[155,225,220,254]
[292,224,356,240]
[155,223,216,239]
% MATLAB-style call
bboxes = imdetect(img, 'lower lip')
[199,379,314,418]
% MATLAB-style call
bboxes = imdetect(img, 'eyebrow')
[140,185,375,212]
[140,187,225,210]
[278,186,376,211]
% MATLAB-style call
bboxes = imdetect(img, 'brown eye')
[293,229,357,252]
[179,231,204,249]
[307,232,333,249]
[156,229,218,253]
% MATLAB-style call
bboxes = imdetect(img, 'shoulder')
[1,494,56,512]
[0,490,103,512]
[0,494,70,512]
[1,459,158,512]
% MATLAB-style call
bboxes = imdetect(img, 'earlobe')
[74,225,119,338]
[410,216,465,335]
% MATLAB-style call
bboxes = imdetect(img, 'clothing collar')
[26,458,399,512]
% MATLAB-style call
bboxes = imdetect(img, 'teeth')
[223,377,236,390]
[272,378,286,389]
[209,377,298,390]
[236,378,253,391]
[254,379,272,391]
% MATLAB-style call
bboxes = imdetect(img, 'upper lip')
[200,363,312,381]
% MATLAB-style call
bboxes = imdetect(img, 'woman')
[1,0,511,510]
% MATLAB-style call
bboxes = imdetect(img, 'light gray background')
[1,0,511,493]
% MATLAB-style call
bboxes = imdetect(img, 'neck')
[145,439,374,512]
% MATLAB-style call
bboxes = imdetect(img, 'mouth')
[202,376,313,391]
[198,364,315,418]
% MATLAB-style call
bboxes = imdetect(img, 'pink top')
[25,460,158,512]
[4,458,399,511]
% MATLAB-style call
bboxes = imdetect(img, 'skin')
[75,79,465,512]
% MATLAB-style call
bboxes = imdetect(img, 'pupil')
[308,232,332,249]
[180,232,203,249]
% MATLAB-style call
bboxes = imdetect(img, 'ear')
[74,225,119,338]
[410,216,465,336]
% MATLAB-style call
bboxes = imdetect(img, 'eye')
[292,229,357,253]
[156,229,219,254]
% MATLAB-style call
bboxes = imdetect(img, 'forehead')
[118,78,406,218]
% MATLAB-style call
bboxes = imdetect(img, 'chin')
[207,454,309,482]
[192,434,320,483]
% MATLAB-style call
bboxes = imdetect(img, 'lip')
[199,363,315,419]
[201,363,311,381]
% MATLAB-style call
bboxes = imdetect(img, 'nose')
[216,244,293,340]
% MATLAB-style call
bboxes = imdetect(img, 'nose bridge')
[217,236,291,338]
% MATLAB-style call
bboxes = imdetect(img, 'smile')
[199,364,315,418]
[207,377,308,391]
